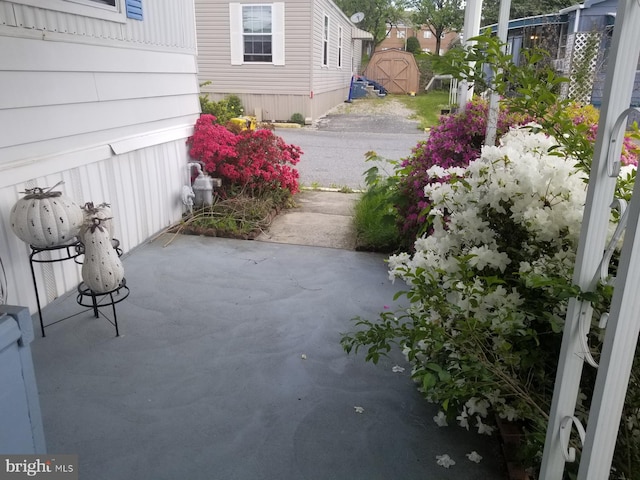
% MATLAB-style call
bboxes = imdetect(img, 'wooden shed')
[363,49,420,94]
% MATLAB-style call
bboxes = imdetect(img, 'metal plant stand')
[76,279,129,337]
[29,238,127,337]
[29,241,83,337]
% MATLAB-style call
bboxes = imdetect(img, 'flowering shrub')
[199,93,245,125]
[343,126,636,475]
[396,100,531,245]
[347,27,640,476]
[394,100,639,249]
[187,114,301,196]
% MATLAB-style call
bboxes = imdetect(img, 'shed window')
[230,3,285,66]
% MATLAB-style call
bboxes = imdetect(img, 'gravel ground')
[324,96,418,117]
[276,97,427,190]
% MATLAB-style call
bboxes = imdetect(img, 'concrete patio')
[29,234,505,479]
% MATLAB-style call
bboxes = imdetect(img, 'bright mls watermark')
[0,456,77,480]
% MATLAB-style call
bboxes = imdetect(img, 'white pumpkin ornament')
[82,202,114,239]
[10,185,83,248]
[81,217,124,293]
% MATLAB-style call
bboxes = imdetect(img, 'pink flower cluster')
[580,123,638,167]
[187,114,301,195]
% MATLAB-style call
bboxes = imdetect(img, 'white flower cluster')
[391,127,588,287]
[435,451,483,469]
[389,126,595,435]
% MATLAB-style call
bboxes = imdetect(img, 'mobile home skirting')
[205,86,350,122]
[0,137,193,313]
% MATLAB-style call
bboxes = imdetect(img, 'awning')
[351,27,373,40]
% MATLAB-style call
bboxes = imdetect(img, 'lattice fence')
[565,32,602,104]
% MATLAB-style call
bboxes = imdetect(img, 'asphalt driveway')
[275,100,426,190]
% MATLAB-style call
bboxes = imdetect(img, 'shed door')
[373,57,411,93]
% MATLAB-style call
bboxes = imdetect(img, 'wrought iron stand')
[29,239,127,337]
[76,279,129,337]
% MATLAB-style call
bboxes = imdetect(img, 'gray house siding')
[196,0,370,122]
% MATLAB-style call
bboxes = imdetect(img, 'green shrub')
[353,152,403,252]
[290,113,305,125]
[199,94,245,125]
[354,182,400,252]
[225,95,244,117]
[406,36,421,55]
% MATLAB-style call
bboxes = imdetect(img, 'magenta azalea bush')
[187,114,301,196]
[396,100,531,245]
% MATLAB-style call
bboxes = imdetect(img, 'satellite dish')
[350,12,365,24]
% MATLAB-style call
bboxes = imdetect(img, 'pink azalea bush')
[187,114,301,196]
[396,100,639,249]
[396,100,531,245]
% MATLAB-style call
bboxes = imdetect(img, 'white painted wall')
[0,0,201,313]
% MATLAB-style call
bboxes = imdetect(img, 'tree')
[481,0,579,26]
[406,36,422,54]
[411,0,464,56]
[335,0,408,46]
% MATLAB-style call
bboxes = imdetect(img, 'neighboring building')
[490,0,640,118]
[377,23,459,55]
[195,0,372,123]
[0,0,201,312]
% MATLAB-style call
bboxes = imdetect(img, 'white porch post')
[457,0,482,112]
[484,0,510,146]
[540,1,640,478]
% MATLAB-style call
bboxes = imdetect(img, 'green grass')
[354,182,401,253]
[397,90,451,130]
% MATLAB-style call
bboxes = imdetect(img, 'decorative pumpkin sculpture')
[82,202,114,239]
[10,185,84,248]
[81,217,124,293]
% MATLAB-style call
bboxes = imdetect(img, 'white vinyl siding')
[0,0,200,312]
[229,2,285,66]
[9,0,125,22]
[0,0,196,51]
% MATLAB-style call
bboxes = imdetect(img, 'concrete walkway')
[30,232,505,479]
[257,190,360,250]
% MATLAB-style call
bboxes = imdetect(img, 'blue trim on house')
[126,0,142,20]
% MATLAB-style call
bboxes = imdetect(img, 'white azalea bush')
[342,126,629,471]
[397,127,588,414]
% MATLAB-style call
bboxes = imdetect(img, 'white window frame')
[337,26,343,68]
[230,3,285,66]
[322,14,329,67]
[397,30,405,39]
[241,5,273,63]
[424,30,432,39]
[10,0,126,23]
